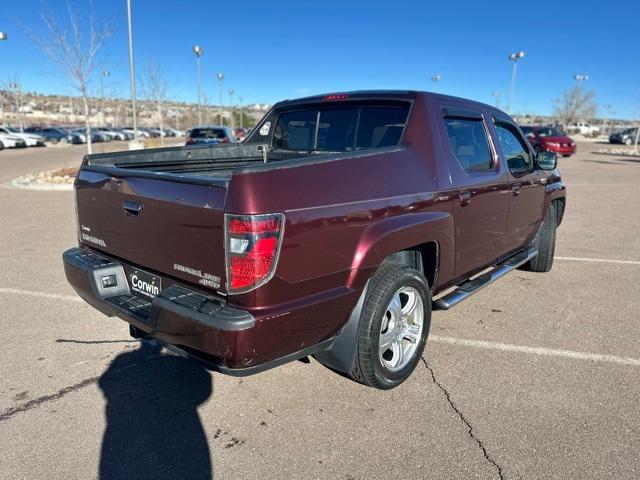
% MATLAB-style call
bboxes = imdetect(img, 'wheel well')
[552,198,565,226]
[381,242,438,289]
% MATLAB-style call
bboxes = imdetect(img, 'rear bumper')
[63,247,350,375]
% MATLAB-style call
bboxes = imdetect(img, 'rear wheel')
[0,141,4,151]
[625,137,633,146]
[522,202,558,272]
[350,265,431,390]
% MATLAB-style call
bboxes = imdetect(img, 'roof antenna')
[258,145,272,163]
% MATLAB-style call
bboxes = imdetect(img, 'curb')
[10,178,74,191]
[592,149,640,157]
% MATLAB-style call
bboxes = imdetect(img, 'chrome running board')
[433,248,538,310]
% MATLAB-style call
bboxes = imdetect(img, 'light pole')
[431,74,441,91]
[217,72,224,125]
[1,33,7,124]
[507,50,525,114]
[193,45,203,125]
[574,74,589,85]
[126,0,139,143]
[100,70,110,126]
[239,96,244,130]
[228,89,235,130]
[491,91,504,109]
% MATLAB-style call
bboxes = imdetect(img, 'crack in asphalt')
[421,357,505,480]
[55,338,139,344]
[0,376,100,422]
[0,353,163,422]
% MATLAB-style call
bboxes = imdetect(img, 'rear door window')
[444,117,494,172]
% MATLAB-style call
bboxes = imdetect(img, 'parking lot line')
[3,287,639,368]
[555,256,640,265]
[0,287,83,303]
[430,335,640,367]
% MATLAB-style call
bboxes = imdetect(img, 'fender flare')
[315,211,453,374]
[346,211,453,291]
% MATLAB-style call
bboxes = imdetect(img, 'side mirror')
[535,150,557,170]
[526,132,535,139]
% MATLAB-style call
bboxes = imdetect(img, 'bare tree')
[0,76,26,130]
[553,84,598,129]
[23,2,113,153]
[142,62,169,146]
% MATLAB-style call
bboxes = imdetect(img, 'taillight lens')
[225,213,285,294]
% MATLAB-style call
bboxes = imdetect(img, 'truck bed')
[84,143,315,178]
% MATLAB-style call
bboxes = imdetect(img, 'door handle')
[459,191,472,206]
[123,200,143,216]
[511,184,521,196]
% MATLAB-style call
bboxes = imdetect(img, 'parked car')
[185,126,235,145]
[0,126,45,147]
[568,121,599,136]
[71,128,108,143]
[121,128,150,138]
[0,131,27,149]
[166,128,186,137]
[113,129,135,140]
[609,127,638,146]
[24,127,82,144]
[64,90,566,390]
[521,125,576,157]
[94,128,127,141]
[234,127,248,141]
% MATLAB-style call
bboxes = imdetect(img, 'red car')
[521,125,576,157]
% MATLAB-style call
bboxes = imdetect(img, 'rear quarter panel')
[226,93,456,313]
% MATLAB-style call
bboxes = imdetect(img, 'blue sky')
[1,0,639,118]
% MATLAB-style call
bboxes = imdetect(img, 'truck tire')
[350,265,431,390]
[522,202,557,273]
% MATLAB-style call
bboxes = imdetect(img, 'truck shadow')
[98,341,213,479]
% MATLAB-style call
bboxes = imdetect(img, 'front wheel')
[350,265,431,390]
[625,137,633,146]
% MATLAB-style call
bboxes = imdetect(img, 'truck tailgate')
[75,169,227,293]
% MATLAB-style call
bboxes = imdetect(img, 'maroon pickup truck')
[63,91,566,389]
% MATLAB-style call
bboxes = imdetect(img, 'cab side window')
[444,117,494,172]
[494,122,533,172]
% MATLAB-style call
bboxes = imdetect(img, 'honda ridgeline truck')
[64,91,566,389]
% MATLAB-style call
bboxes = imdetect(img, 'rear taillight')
[186,137,195,145]
[225,213,285,294]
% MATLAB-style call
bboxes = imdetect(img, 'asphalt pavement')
[0,142,638,479]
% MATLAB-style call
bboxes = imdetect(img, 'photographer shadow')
[98,341,213,479]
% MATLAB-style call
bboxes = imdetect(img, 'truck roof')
[275,90,507,117]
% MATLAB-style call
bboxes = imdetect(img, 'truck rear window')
[273,104,409,152]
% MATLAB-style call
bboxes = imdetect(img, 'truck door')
[440,106,510,278]
[490,116,546,254]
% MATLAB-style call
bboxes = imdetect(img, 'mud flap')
[313,281,369,374]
